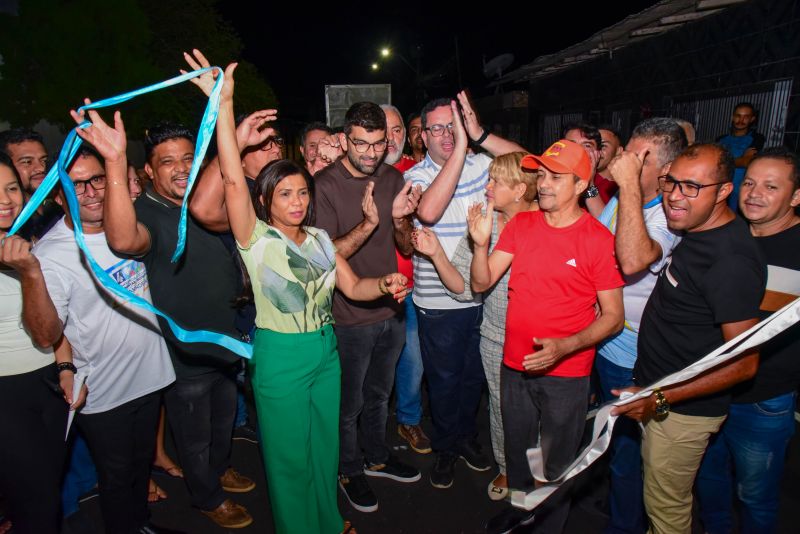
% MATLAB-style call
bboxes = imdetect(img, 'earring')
[514,197,520,202]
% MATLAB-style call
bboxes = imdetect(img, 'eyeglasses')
[425,123,454,137]
[263,136,284,149]
[72,174,107,195]
[347,135,388,153]
[658,175,729,198]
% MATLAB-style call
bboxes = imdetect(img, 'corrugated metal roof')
[495,0,749,85]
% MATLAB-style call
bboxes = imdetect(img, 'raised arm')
[457,91,526,156]
[71,104,151,255]
[190,109,277,232]
[182,50,256,247]
[468,202,512,292]
[416,101,468,224]
[607,150,664,275]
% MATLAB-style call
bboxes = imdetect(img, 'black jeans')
[415,305,485,453]
[0,364,67,534]
[78,391,161,534]
[164,367,237,510]
[335,316,405,476]
[501,365,589,534]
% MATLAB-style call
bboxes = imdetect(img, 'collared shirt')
[596,195,681,368]
[407,152,490,309]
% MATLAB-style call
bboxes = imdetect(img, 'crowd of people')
[0,48,798,534]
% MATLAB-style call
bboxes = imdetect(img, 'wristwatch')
[653,388,670,421]
[582,184,600,199]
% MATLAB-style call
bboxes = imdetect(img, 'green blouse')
[238,220,337,333]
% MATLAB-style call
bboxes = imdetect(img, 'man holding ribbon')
[8,143,176,534]
[612,144,766,534]
[98,111,256,528]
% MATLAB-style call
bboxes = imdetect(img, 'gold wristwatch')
[653,388,670,421]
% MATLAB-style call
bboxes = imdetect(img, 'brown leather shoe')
[397,424,432,454]
[220,468,255,493]
[201,499,253,529]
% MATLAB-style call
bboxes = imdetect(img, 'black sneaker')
[485,506,536,534]
[458,440,492,471]
[430,452,457,489]
[364,456,421,482]
[338,473,378,512]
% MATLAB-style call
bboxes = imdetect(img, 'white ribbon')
[511,296,800,512]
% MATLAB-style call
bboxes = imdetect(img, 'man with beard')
[380,104,431,454]
[407,112,426,162]
[102,121,256,529]
[314,102,422,513]
[381,104,417,173]
[0,128,62,238]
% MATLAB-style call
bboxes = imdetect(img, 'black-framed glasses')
[658,174,729,198]
[347,135,387,153]
[425,123,454,137]
[263,136,285,149]
[72,174,106,195]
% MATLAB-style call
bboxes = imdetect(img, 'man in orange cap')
[472,140,625,534]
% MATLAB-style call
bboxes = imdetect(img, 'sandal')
[148,479,168,503]
[487,473,509,501]
[152,464,184,478]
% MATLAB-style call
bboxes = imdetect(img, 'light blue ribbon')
[7,68,253,359]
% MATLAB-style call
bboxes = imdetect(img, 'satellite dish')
[483,54,514,79]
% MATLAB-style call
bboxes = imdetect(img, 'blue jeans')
[696,392,797,534]
[415,305,484,453]
[595,355,647,534]
[395,297,423,425]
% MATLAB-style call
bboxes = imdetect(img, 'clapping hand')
[467,201,493,247]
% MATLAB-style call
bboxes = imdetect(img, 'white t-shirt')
[34,219,175,414]
[407,153,490,309]
[596,195,681,368]
[0,268,54,376]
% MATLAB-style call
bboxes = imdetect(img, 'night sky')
[219,2,661,125]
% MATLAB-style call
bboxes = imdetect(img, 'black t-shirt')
[733,223,800,403]
[133,186,241,377]
[634,217,766,417]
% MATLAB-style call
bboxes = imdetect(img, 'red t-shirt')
[393,155,418,286]
[494,210,624,377]
[393,155,417,173]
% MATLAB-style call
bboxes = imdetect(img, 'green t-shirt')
[238,220,337,333]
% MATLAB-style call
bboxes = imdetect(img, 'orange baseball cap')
[520,140,592,182]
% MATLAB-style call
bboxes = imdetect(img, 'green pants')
[250,324,343,534]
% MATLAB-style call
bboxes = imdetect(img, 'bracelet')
[473,128,490,146]
[57,361,77,374]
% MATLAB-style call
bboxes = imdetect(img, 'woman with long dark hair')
[0,152,67,534]
[186,51,408,534]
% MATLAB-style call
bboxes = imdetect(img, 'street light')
[380,47,390,58]
[371,63,379,71]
